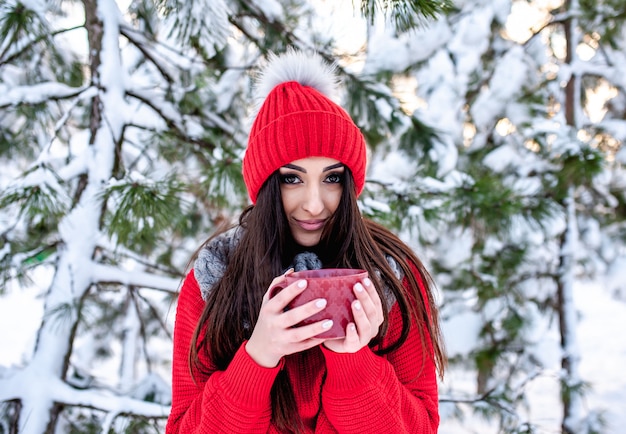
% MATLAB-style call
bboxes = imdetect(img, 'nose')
[301,184,324,216]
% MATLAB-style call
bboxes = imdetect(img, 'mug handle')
[268,269,295,299]
[268,280,288,299]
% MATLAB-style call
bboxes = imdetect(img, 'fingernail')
[349,324,356,332]
[355,283,364,292]
[315,299,327,308]
[284,268,294,276]
[322,320,333,329]
[354,300,362,310]
[363,277,372,287]
[297,280,306,288]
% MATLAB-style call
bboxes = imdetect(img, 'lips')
[295,219,326,231]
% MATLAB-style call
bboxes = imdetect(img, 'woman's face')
[279,157,344,247]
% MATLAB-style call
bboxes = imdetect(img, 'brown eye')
[279,174,301,184]
[325,172,344,184]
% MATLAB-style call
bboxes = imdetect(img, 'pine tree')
[552,0,625,431]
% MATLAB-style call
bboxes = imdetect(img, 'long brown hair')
[189,169,446,433]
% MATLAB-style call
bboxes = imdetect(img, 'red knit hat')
[242,50,367,204]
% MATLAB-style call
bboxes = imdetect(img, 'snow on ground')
[574,280,626,433]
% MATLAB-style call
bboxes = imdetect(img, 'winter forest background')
[1,0,625,433]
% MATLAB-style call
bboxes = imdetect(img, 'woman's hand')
[323,277,384,353]
[245,271,332,368]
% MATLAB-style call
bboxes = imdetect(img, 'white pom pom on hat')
[253,49,339,105]
[242,49,367,204]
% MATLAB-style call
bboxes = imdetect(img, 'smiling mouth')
[295,219,326,231]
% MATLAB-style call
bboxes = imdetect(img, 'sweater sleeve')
[318,272,439,434]
[165,270,282,434]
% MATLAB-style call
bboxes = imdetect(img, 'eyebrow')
[282,162,344,173]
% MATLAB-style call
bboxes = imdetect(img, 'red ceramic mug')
[269,268,368,339]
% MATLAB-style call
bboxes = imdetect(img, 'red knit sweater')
[166,269,439,433]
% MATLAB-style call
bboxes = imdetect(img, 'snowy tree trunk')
[15,0,126,431]
[558,2,585,431]
[563,0,583,128]
[557,188,584,434]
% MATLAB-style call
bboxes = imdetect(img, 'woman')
[166,50,446,434]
